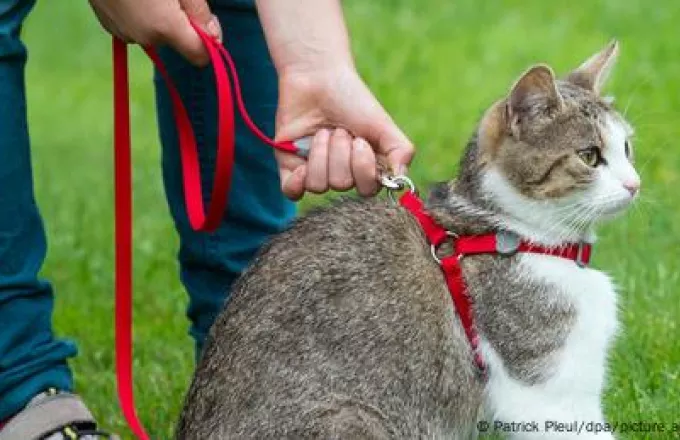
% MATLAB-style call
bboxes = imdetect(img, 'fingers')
[328,129,353,191]
[306,130,330,193]
[275,150,307,201]
[206,16,223,43]
[276,130,379,200]
[179,0,212,26]
[162,12,211,66]
[87,1,131,42]
[180,0,222,41]
[306,129,377,196]
[351,138,379,197]
[88,0,217,67]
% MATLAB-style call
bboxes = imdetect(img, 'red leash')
[398,191,592,374]
[113,24,302,439]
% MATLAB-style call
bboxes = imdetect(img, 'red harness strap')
[398,191,592,374]
[113,24,302,439]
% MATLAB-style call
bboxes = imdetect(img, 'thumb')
[281,164,307,201]
[373,119,415,175]
[344,80,415,174]
[354,112,414,175]
[274,150,307,200]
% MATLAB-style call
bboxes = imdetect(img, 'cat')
[177,41,638,439]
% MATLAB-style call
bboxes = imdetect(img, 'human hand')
[88,0,222,66]
[274,67,414,200]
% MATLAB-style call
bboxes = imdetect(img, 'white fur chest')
[481,253,620,434]
[519,253,619,393]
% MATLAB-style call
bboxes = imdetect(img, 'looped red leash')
[398,191,592,375]
[113,23,302,439]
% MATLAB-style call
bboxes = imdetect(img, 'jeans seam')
[193,67,228,261]
[184,65,215,265]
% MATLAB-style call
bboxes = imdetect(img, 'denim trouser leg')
[0,0,76,420]
[155,3,295,356]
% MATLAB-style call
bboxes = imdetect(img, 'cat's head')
[467,41,639,243]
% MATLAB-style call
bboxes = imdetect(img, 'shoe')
[0,388,119,440]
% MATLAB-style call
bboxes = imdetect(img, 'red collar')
[399,191,593,375]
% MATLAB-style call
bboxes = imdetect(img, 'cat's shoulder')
[290,196,420,236]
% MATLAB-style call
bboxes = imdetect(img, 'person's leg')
[155,0,295,357]
[0,0,77,422]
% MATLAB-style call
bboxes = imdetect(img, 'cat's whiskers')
[530,199,596,243]
[635,140,672,177]
[634,196,658,211]
[567,204,600,238]
[559,201,605,245]
[555,214,584,242]
[620,76,651,119]
[627,200,648,222]
[504,206,588,246]
[553,209,593,243]
[626,112,676,127]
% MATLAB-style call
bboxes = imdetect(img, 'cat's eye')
[624,140,631,158]
[578,146,603,167]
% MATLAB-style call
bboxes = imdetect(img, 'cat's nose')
[623,180,640,196]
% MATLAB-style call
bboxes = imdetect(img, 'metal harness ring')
[381,174,417,204]
[430,231,460,264]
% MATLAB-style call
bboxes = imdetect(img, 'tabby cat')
[177,41,638,439]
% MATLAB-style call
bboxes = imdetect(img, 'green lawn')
[22,0,679,438]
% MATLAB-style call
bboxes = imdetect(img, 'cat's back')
[178,197,483,439]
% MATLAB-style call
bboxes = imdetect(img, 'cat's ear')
[566,40,619,95]
[507,65,563,134]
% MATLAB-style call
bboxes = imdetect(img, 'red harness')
[398,191,592,374]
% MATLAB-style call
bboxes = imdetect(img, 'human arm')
[255,0,415,199]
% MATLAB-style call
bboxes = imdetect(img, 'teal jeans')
[0,0,294,420]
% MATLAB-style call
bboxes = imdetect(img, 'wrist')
[273,46,355,79]
[255,0,355,78]
[278,62,359,98]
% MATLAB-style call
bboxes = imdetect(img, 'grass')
[22,0,679,438]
